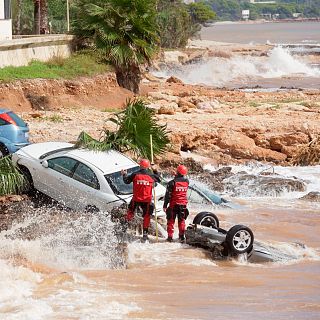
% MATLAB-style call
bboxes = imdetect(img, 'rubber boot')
[142,228,149,242]
[166,236,173,242]
[179,234,185,243]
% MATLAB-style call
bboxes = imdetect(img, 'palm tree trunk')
[14,0,23,35]
[115,65,141,94]
[40,0,48,34]
[33,0,40,34]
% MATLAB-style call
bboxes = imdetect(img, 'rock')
[166,76,183,84]
[158,105,176,115]
[163,51,188,64]
[196,100,220,110]
[269,133,309,151]
[216,130,287,162]
[159,157,204,175]
[224,174,306,196]
[143,73,161,82]
[178,98,196,110]
[29,113,42,118]
[299,192,320,202]
[148,92,179,103]
[192,167,234,192]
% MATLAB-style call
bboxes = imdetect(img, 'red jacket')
[123,168,160,202]
[164,175,189,208]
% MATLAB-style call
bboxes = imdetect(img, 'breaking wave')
[154,46,320,87]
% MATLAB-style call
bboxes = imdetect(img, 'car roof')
[67,148,138,174]
[19,141,138,174]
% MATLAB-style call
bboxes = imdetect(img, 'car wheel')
[226,225,254,254]
[0,144,9,158]
[192,211,219,228]
[18,166,34,193]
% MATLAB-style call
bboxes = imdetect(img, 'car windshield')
[105,166,139,195]
[8,112,27,127]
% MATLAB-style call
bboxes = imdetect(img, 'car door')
[66,162,103,210]
[38,156,79,205]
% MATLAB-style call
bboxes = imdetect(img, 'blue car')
[0,109,30,157]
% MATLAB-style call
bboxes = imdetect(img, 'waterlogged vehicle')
[186,212,296,263]
[12,142,166,215]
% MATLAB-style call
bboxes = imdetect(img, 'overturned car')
[186,212,295,263]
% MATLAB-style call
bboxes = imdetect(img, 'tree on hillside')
[73,0,158,94]
[188,1,216,24]
[157,0,216,48]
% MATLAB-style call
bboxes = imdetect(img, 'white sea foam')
[234,241,320,268]
[154,46,320,87]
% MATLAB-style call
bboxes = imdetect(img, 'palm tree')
[73,0,158,93]
[75,99,170,160]
[0,157,26,196]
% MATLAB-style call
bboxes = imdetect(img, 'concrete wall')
[0,0,12,40]
[0,35,74,68]
[0,19,12,40]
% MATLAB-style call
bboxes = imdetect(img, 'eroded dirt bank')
[1,76,319,166]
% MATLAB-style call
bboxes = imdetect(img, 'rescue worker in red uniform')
[163,165,189,242]
[121,159,161,241]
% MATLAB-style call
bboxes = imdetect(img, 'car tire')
[192,211,219,228]
[18,165,35,193]
[0,144,9,158]
[226,225,254,254]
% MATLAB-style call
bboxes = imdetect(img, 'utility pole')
[67,0,70,32]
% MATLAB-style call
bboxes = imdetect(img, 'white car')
[12,142,166,215]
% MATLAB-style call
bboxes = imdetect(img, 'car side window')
[48,157,78,177]
[73,162,100,190]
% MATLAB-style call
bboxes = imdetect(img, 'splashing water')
[153,47,320,87]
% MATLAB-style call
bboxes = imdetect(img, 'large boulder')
[269,132,310,156]
[299,192,320,202]
[216,130,287,162]
[224,174,306,196]
[163,50,188,64]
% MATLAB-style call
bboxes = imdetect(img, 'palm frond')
[0,156,26,196]
[75,99,170,160]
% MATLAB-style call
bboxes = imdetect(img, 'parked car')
[12,142,167,215]
[0,108,30,157]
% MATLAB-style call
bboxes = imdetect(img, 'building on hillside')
[184,0,195,3]
[0,0,12,40]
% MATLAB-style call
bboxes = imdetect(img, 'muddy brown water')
[0,166,320,319]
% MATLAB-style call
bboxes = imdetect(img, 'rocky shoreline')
[0,41,319,168]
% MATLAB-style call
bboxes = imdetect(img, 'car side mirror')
[42,160,49,168]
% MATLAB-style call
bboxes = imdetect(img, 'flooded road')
[0,165,320,319]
